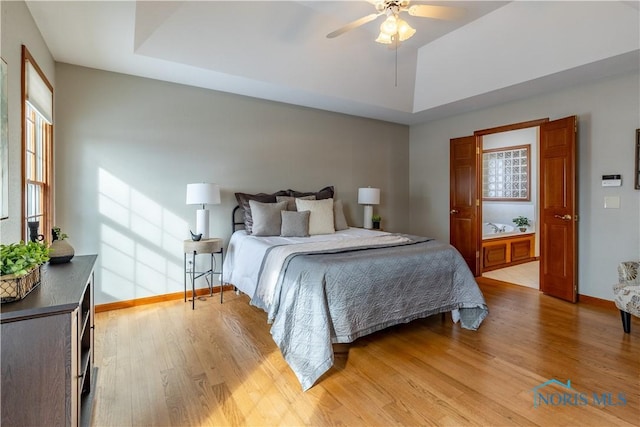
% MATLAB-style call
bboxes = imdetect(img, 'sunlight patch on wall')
[130,189,163,246]
[161,209,185,256]
[100,224,136,300]
[98,168,187,302]
[98,169,131,228]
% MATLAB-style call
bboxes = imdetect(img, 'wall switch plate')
[604,196,620,209]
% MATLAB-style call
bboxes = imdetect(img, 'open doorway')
[450,116,578,302]
[479,127,540,289]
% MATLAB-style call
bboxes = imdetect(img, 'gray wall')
[410,71,640,300]
[54,63,409,304]
[0,0,55,244]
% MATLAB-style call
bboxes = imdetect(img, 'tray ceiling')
[26,1,640,124]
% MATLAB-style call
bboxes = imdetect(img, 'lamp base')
[363,205,373,229]
[196,209,210,239]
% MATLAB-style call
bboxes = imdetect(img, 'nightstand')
[183,238,224,309]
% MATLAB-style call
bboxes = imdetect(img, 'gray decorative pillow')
[249,200,287,236]
[276,195,315,211]
[281,210,310,237]
[235,190,288,233]
[288,186,334,200]
[333,199,349,231]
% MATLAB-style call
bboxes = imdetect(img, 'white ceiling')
[26,1,640,125]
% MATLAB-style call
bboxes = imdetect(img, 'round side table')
[183,238,224,309]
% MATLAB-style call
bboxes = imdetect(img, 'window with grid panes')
[22,46,53,241]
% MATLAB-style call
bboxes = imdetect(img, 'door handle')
[554,214,572,221]
[450,209,459,214]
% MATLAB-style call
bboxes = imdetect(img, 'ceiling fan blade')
[407,4,465,20]
[326,13,382,38]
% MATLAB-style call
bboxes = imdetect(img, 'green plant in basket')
[0,241,50,277]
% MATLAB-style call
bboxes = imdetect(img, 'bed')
[222,187,488,390]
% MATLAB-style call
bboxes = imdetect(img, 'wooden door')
[450,136,480,276]
[539,116,578,302]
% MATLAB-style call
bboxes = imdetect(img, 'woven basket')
[0,266,42,303]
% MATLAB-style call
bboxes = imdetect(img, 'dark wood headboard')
[232,205,245,233]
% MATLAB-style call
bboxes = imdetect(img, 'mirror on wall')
[482,145,531,201]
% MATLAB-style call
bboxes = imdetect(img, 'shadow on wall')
[97,168,188,303]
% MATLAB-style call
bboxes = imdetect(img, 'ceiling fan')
[326,0,464,44]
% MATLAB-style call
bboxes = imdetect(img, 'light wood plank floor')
[92,278,639,426]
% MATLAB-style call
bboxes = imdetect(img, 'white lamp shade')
[186,183,221,205]
[358,187,380,205]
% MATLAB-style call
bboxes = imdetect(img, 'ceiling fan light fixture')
[375,32,393,44]
[379,15,398,36]
[327,0,465,43]
[377,14,415,43]
[396,18,416,41]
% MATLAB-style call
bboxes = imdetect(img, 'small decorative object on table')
[371,214,382,230]
[0,241,49,302]
[49,226,74,264]
[190,229,202,241]
[512,216,531,232]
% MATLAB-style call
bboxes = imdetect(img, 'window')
[22,46,53,241]
[482,145,530,201]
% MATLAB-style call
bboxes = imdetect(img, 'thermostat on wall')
[602,174,622,187]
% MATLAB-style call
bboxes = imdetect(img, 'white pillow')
[295,198,335,235]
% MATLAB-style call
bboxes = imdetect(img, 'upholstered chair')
[613,261,640,333]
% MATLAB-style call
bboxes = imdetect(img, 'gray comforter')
[251,235,488,391]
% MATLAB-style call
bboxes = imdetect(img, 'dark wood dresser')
[1,255,97,427]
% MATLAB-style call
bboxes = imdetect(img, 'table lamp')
[186,183,220,239]
[358,187,380,229]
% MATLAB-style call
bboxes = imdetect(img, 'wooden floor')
[91,278,640,426]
